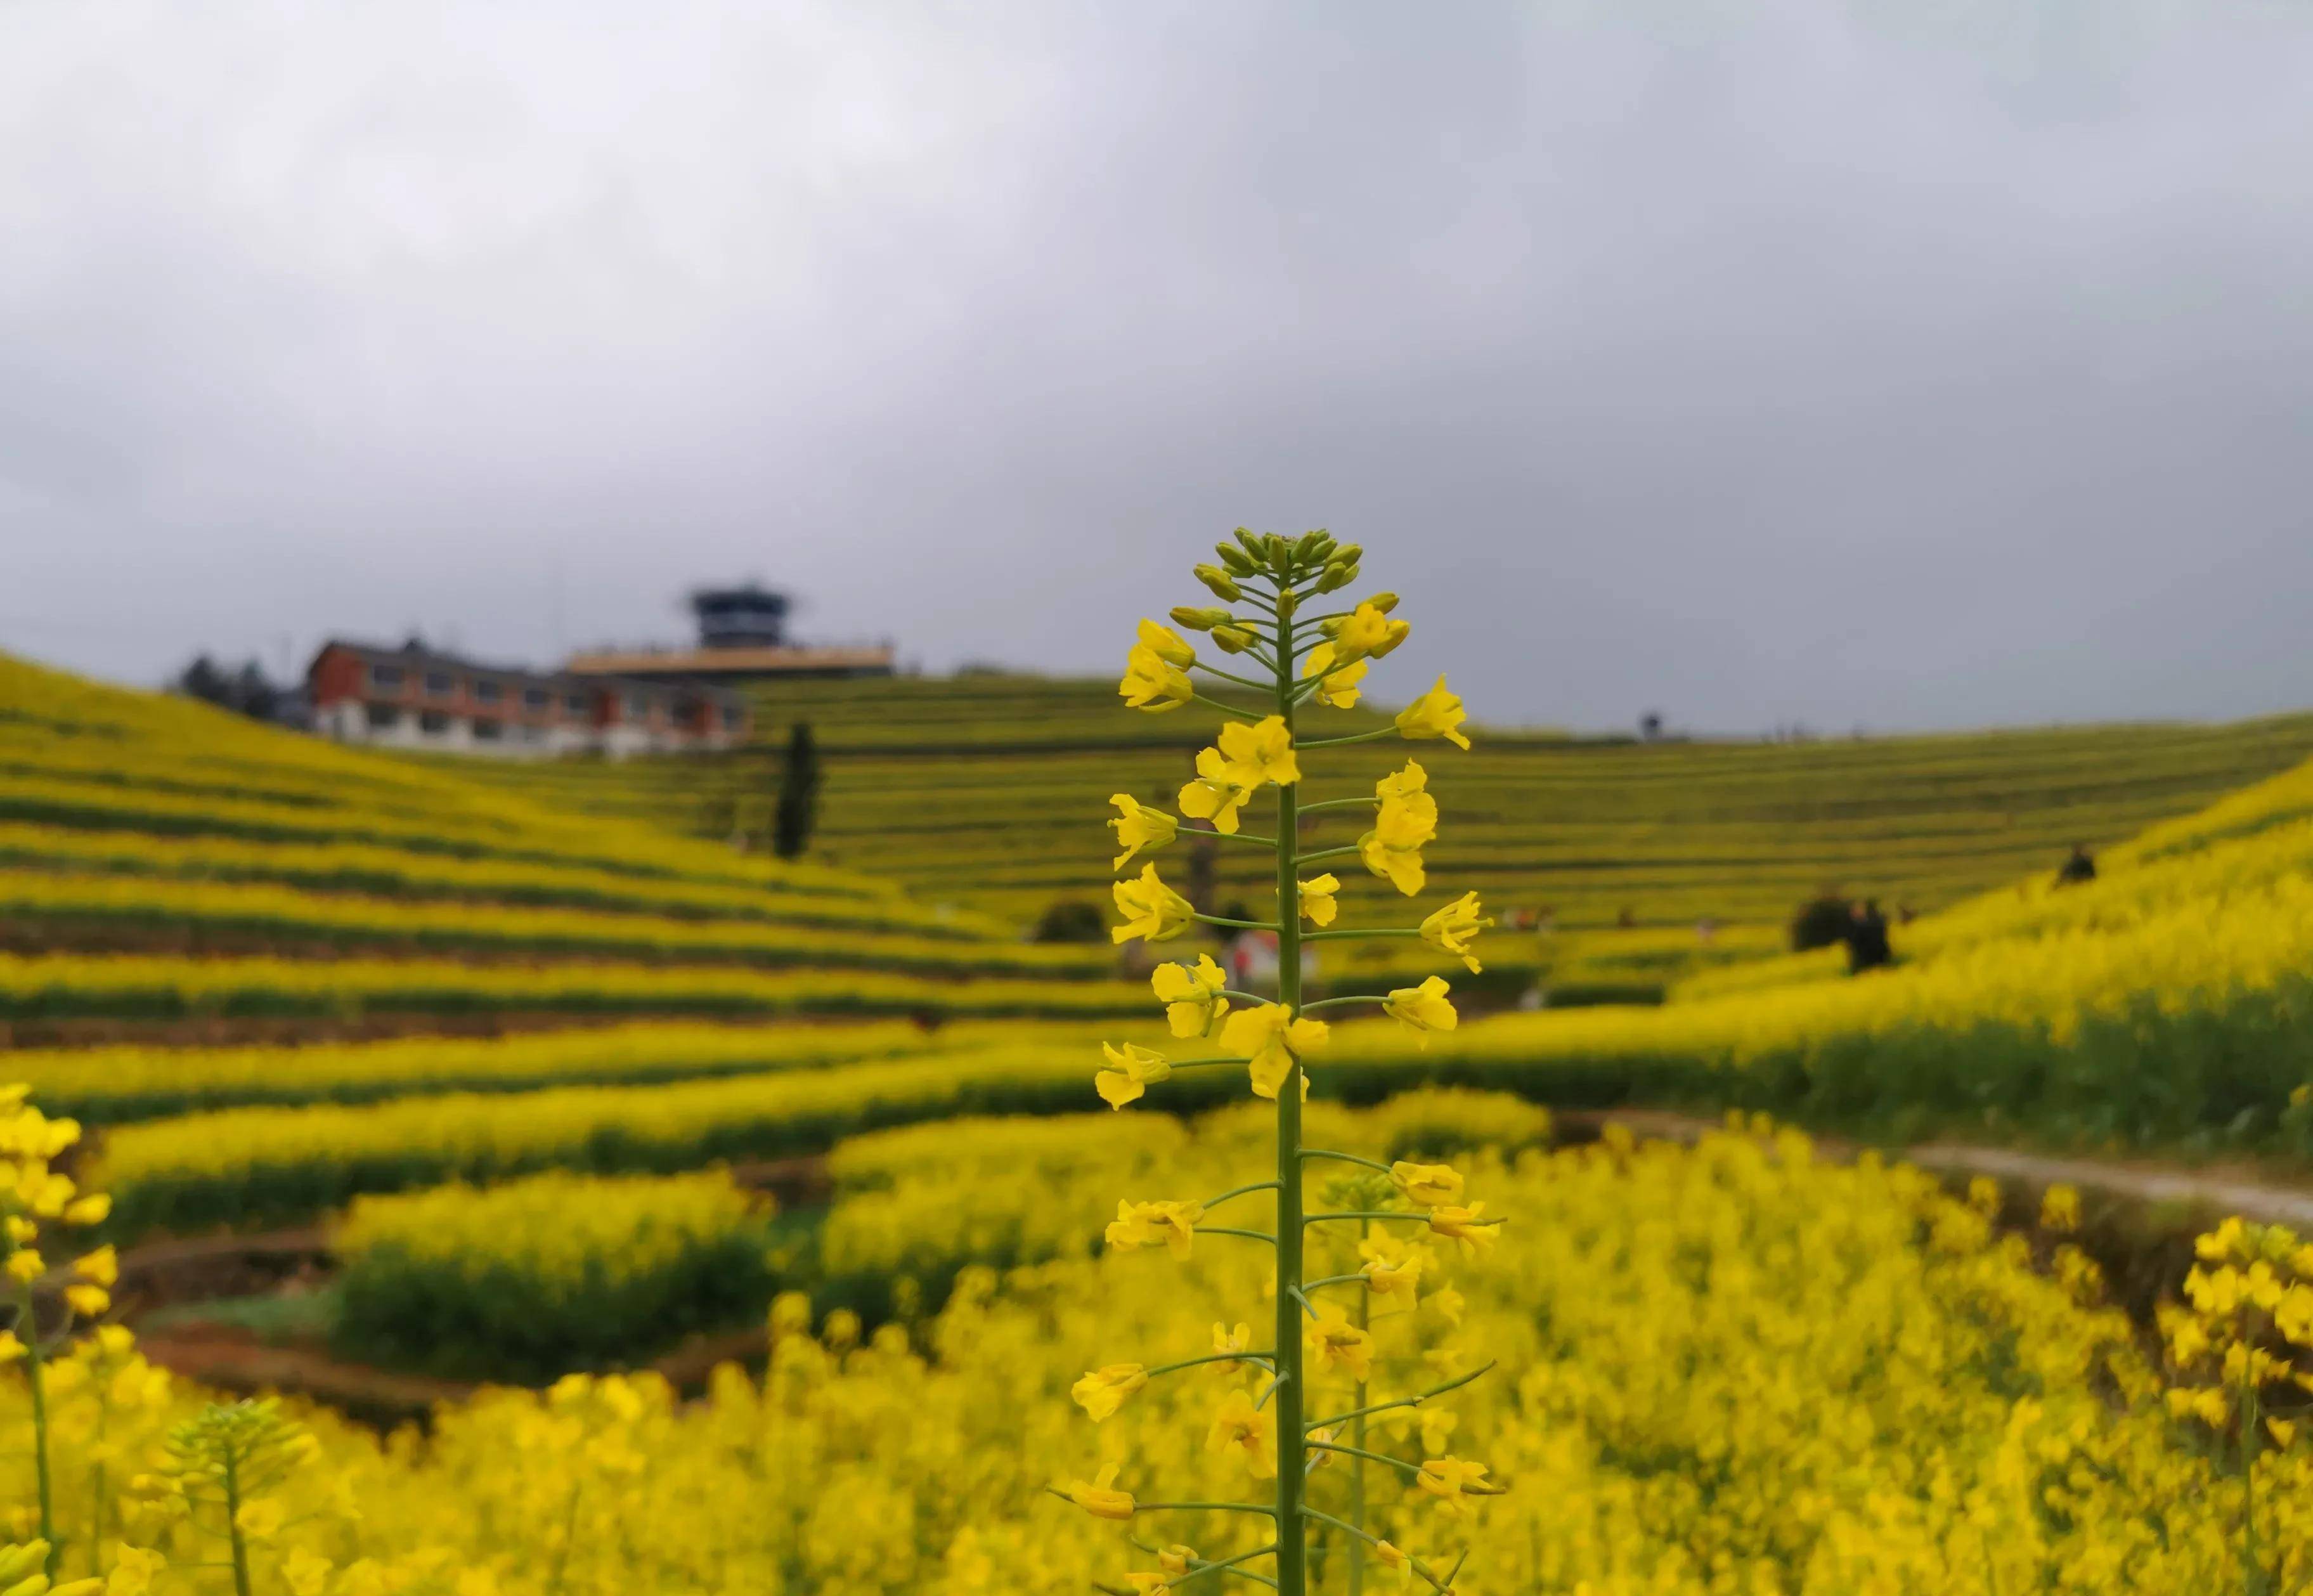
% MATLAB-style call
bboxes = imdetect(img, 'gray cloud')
[3,1,2310,732]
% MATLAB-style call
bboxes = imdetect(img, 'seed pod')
[1193,563,1244,600]
[1170,605,1232,632]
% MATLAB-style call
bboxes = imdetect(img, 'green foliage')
[771,721,820,861]
[1030,899,1109,944]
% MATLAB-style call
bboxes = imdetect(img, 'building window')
[720,704,743,730]
[626,691,654,720]
[365,703,400,730]
[564,692,590,716]
[424,670,455,697]
[419,710,453,736]
[474,679,503,704]
[522,687,550,710]
[369,664,405,691]
[472,718,503,741]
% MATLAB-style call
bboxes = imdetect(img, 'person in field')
[1843,898,1893,975]
[2056,843,2097,886]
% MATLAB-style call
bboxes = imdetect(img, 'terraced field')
[436,673,2313,955]
[0,654,1158,1049]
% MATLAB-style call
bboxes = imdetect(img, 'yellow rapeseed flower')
[1414,1455,1501,1516]
[1300,642,1368,709]
[1111,864,1196,944]
[1383,976,1457,1035]
[1395,677,1470,750]
[1095,1042,1172,1110]
[1359,762,1438,896]
[1427,1203,1498,1258]
[1137,618,1196,669]
[75,1245,118,1288]
[1151,956,1229,1039]
[1331,602,1409,665]
[1106,1198,1206,1261]
[1179,746,1257,835]
[1297,874,1340,928]
[1389,1161,1465,1207]
[1214,715,1300,789]
[1059,1463,1138,1520]
[1419,891,1491,974]
[1108,795,1179,869]
[1307,1306,1377,1380]
[1070,1363,1149,1423]
[1119,645,1193,713]
[1207,1388,1276,1479]
[1220,1002,1329,1100]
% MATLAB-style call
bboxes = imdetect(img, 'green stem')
[1297,845,1361,864]
[1137,1502,1280,1517]
[1273,620,1309,1596]
[1192,692,1263,721]
[1300,728,1398,748]
[1196,1226,1279,1246]
[2243,1370,2262,1593]
[1145,1351,1278,1379]
[1300,1149,1394,1174]
[1200,1181,1282,1209]
[1195,663,1278,692]
[23,1290,56,1575]
[1307,1362,1499,1431]
[1297,796,1380,814]
[1298,996,1387,1014]
[1302,928,1425,942]
[1198,913,1283,931]
[1348,1216,1370,1596]
[223,1450,253,1596]
[1304,1440,1421,1476]
[1164,1545,1283,1592]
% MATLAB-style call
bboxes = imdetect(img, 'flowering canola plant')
[1085,529,1503,1594]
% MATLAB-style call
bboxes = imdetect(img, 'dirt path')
[1556,1108,2313,1228]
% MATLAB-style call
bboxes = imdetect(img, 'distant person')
[2056,843,2097,887]
[1843,899,1893,975]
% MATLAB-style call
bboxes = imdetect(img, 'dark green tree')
[771,722,821,862]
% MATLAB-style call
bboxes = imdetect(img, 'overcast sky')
[4,1,2310,734]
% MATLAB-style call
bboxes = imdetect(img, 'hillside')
[0,652,1144,1046]
[437,672,2313,970]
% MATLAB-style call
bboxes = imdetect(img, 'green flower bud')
[1210,624,1259,654]
[1274,586,1297,618]
[1193,564,1243,600]
[1170,604,1233,632]
[1333,543,1363,566]
[1318,616,1347,639]
[1314,561,1355,593]
[1363,591,1400,614]
[1233,528,1267,558]
[1217,543,1259,577]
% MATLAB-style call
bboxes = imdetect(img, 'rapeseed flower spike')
[1111,865,1196,944]
[1108,795,1179,870]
